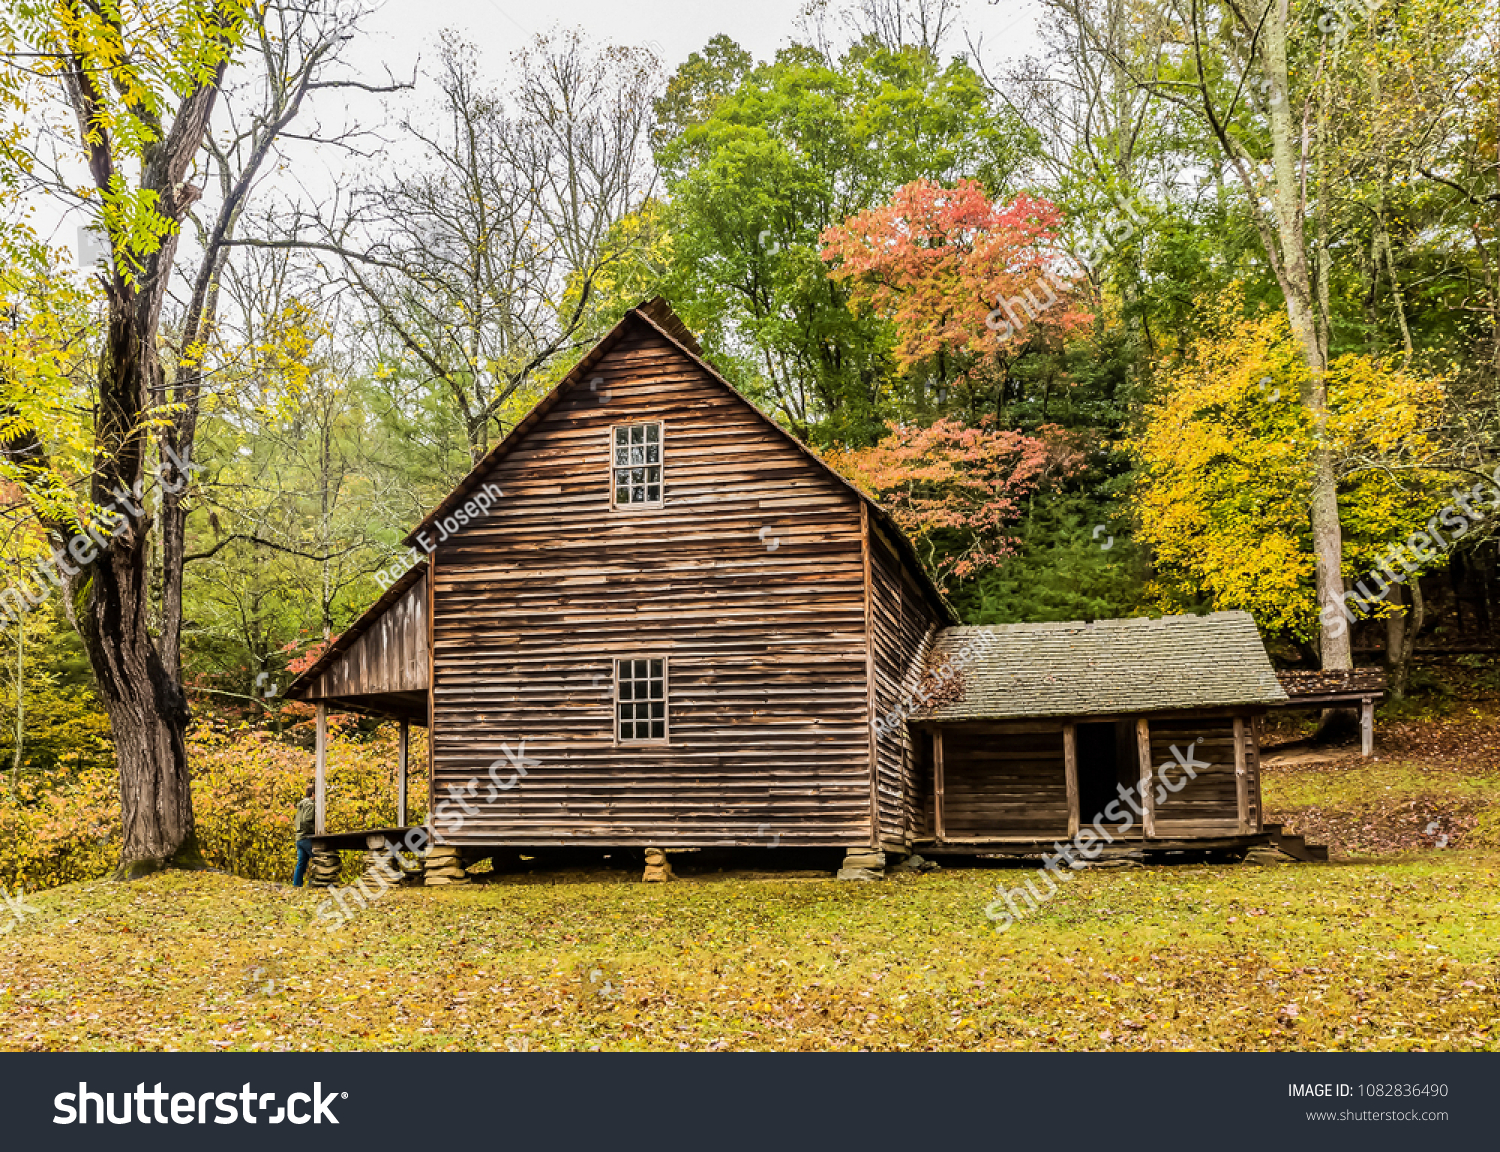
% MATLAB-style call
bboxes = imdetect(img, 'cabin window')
[612,422,662,506]
[616,657,667,741]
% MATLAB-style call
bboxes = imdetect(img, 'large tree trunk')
[85,541,199,876]
[80,275,203,877]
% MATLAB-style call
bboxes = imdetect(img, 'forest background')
[2,0,1498,886]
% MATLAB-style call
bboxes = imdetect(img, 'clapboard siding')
[869,533,906,846]
[305,573,428,698]
[868,528,941,847]
[898,568,939,838]
[428,322,874,848]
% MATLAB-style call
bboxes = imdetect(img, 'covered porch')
[1269,668,1387,756]
[911,712,1269,855]
[287,563,431,842]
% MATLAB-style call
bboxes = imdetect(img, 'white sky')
[352,0,1043,77]
[47,0,1047,262]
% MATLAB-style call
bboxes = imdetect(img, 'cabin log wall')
[938,721,1070,837]
[1147,715,1243,835]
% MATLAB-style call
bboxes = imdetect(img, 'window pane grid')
[616,658,666,740]
[612,423,662,505]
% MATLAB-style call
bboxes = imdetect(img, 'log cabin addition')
[908,614,1289,857]
[287,299,1288,880]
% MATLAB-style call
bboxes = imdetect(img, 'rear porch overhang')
[285,562,430,713]
[286,563,432,835]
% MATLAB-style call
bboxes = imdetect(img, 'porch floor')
[310,826,417,852]
[914,832,1271,856]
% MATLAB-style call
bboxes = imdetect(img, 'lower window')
[616,658,667,741]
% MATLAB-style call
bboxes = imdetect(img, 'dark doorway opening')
[1076,722,1123,826]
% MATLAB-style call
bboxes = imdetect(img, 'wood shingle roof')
[915,611,1288,721]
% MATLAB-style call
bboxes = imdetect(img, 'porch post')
[933,729,946,843]
[1359,697,1374,757]
[315,702,328,835]
[1062,723,1079,838]
[397,718,410,828]
[1234,716,1249,833]
[1253,715,1266,830]
[1135,718,1155,839]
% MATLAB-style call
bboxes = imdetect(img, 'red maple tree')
[828,418,1082,584]
[821,178,1090,369]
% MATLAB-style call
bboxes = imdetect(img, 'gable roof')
[914,611,1287,722]
[404,296,956,625]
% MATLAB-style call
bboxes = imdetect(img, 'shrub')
[0,718,428,892]
[0,755,119,893]
[191,719,429,883]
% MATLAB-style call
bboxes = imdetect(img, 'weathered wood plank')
[1063,722,1079,838]
[315,703,327,835]
[934,728,946,842]
[1136,718,1154,838]
[1234,716,1248,834]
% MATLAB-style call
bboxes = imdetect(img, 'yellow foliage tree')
[1133,296,1448,644]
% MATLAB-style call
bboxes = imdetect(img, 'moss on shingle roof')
[915,611,1288,721]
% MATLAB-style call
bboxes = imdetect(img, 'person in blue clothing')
[293,785,316,886]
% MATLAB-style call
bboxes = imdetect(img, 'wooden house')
[287,300,1286,877]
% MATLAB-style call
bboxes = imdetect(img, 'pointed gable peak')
[634,296,704,357]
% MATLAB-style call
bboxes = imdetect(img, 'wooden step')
[1268,825,1329,863]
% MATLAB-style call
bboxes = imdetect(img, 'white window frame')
[613,655,669,744]
[609,421,665,509]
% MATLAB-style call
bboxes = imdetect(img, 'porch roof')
[285,562,429,723]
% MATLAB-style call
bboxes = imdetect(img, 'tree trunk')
[9,615,21,800]
[80,281,203,878]
[1263,4,1349,672]
[86,552,199,876]
[1386,578,1424,699]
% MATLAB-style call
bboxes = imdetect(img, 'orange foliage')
[827,418,1080,583]
[821,178,1090,368]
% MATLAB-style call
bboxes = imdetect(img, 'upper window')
[612,423,662,507]
[616,658,667,742]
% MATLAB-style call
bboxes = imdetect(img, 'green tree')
[655,38,1031,444]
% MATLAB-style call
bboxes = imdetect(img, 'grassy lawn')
[2,849,1495,1052]
[4,705,1496,1053]
[1262,707,1500,855]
